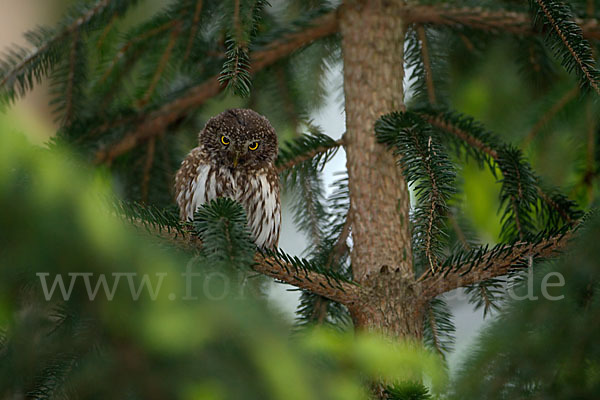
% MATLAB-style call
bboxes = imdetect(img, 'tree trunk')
[340,0,419,337]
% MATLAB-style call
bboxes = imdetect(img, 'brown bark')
[340,0,418,337]
[348,266,424,339]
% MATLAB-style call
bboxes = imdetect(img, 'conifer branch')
[219,38,252,97]
[420,111,498,160]
[405,24,448,107]
[422,298,455,358]
[511,197,524,240]
[523,86,579,146]
[376,112,456,273]
[139,22,182,106]
[123,202,359,305]
[584,103,597,202]
[530,0,600,95]
[257,249,358,306]
[448,211,470,250]
[94,11,338,164]
[478,284,495,315]
[275,66,300,133]
[419,229,575,299]
[401,5,600,40]
[0,0,135,107]
[426,307,442,356]
[309,297,329,324]
[416,25,436,105]
[302,174,323,245]
[219,0,270,97]
[418,110,580,226]
[0,0,110,89]
[96,14,118,49]
[140,137,156,203]
[184,0,204,61]
[234,0,242,41]
[99,20,179,85]
[330,214,352,266]
[468,279,502,317]
[536,186,571,223]
[294,175,352,329]
[302,213,352,325]
[64,31,79,126]
[499,148,532,241]
[276,138,343,173]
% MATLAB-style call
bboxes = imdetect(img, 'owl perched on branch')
[175,109,281,248]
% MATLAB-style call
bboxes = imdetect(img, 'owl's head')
[200,109,278,170]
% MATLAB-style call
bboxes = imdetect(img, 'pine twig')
[376,113,456,275]
[532,0,600,96]
[139,22,182,106]
[422,112,499,159]
[522,86,579,147]
[233,0,242,42]
[96,14,118,48]
[506,154,526,241]
[184,0,204,61]
[417,133,444,272]
[140,137,156,203]
[448,211,470,250]
[427,306,442,356]
[64,30,80,126]
[98,20,179,84]
[416,24,436,105]
[420,111,576,225]
[276,138,344,173]
[585,102,596,203]
[275,66,299,133]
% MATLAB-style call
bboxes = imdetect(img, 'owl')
[175,109,281,249]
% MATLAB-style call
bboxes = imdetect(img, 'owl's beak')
[232,152,239,168]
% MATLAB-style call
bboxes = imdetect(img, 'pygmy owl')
[175,109,281,248]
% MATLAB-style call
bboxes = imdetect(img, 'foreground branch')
[419,230,575,299]
[129,219,360,306]
[94,11,338,164]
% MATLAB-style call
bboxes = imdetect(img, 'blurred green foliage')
[0,132,444,399]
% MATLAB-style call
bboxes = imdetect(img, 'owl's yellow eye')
[220,135,230,146]
[248,141,259,151]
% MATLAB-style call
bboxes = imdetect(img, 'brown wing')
[174,147,207,221]
[236,165,281,249]
[175,147,237,221]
